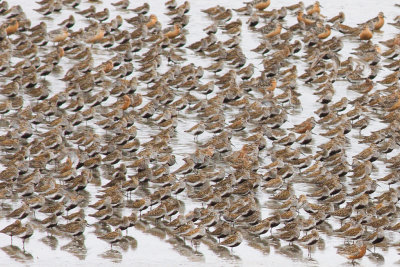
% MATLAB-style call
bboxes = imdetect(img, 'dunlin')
[174,220,195,239]
[376,202,396,217]
[111,0,129,9]
[39,214,58,232]
[271,183,294,201]
[58,15,75,29]
[182,224,206,244]
[7,203,30,220]
[342,224,364,241]
[365,227,385,250]
[98,229,122,249]
[39,201,64,217]
[13,222,33,249]
[34,2,55,16]
[0,220,22,244]
[298,229,319,257]
[143,203,167,222]
[330,203,354,225]
[328,11,345,24]
[63,209,85,222]
[220,230,243,249]
[89,204,113,221]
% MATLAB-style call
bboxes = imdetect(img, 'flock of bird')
[0,0,399,264]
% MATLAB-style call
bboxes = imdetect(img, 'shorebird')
[337,241,367,264]
[98,229,122,249]
[278,226,300,245]
[62,209,85,222]
[58,15,75,28]
[255,0,271,11]
[48,27,69,43]
[34,2,55,16]
[7,203,30,220]
[13,223,33,250]
[89,204,113,221]
[182,224,206,245]
[220,230,243,249]
[359,25,373,40]
[58,219,87,238]
[365,227,385,251]
[328,11,345,24]
[330,203,354,225]
[130,2,149,14]
[0,220,22,244]
[111,0,129,9]
[298,229,320,257]
[342,224,364,241]
[143,203,167,222]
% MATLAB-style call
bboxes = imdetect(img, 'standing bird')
[337,241,367,264]
[297,229,319,258]
[111,0,130,9]
[13,223,34,250]
[220,230,243,249]
[58,15,75,29]
[359,25,373,40]
[98,229,123,249]
[0,220,22,244]
[185,121,205,141]
[57,220,87,237]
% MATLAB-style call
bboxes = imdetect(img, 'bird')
[0,220,22,244]
[130,2,149,14]
[297,229,320,257]
[337,241,367,264]
[185,122,205,141]
[48,27,69,43]
[34,2,55,16]
[220,230,243,249]
[13,222,34,250]
[58,15,75,28]
[254,0,271,11]
[359,25,373,40]
[6,203,30,220]
[0,0,396,263]
[182,224,206,244]
[277,227,300,244]
[57,220,87,237]
[111,0,130,9]
[98,229,123,249]
[248,219,271,237]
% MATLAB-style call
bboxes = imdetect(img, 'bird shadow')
[60,238,87,260]
[266,235,282,250]
[300,146,313,154]
[200,236,242,261]
[340,261,362,266]
[122,235,137,250]
[1,245,33,263]
[278,244,303,259]
[40,235,58,250]
[166,237,205,262]
[145,225,167,240]
[246,237,271,255]
[367,252,385,265]
[113,236,137,252]
[99,249,123,263]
